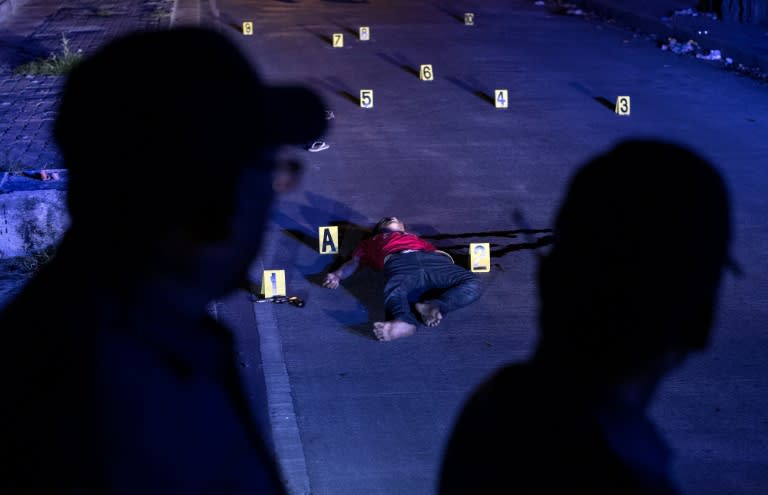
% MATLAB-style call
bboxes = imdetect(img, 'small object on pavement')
[253,295,305,307]
[308,141,330,152]
[325,110,335,120]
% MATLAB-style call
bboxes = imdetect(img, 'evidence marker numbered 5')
[360,89,374,108]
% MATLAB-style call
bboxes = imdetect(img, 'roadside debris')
[660,37,733,64]
[697,49,723,61]
[661,8,718,22]
[660,38,699,54]
[22,170,60,181]
[535,1,584,16]
[671,7,718,20]
[658,36,768,81]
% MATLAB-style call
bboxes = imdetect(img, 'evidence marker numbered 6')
[420,64,434,81]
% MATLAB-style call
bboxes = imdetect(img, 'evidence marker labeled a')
[332,33,344,47]
[615,96,630,116]
[469,243,491,273]
[261,270,286,298]
[319,226,339,254]
[360,89,374,108]
[494,89,508,108]
[464,13,475,25]
[359,26,370,41]
[419,64,434,81]
[242,21,254,36]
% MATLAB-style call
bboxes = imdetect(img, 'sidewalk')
[0,0,177,260]
[569,0,768,75]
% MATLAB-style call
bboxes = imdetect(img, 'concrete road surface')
[207,1,768,494]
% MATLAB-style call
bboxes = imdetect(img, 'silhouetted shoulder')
[440,363,674,495]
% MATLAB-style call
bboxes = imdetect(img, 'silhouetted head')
[375,217,406,233]
[54,27,327,248]
[536,139,733,383]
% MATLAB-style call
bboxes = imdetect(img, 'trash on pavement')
[660,38,699,54]
[696,49,722,61]
[672,7,718,20]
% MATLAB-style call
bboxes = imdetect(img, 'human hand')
[323,272,341,289]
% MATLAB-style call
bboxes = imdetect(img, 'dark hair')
[375,217,404,233]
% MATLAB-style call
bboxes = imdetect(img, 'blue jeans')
[382,251,482,325]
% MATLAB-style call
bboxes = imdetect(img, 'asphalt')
[1,1,767,494]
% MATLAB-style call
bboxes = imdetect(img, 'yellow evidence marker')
[332,33,344,47]
[615,96,631,116]
[360,89,374,108]
[319,226,339,254]
[469,243,491,273]
[242,22,254,35]
[464,13,475,25]
[359,26,370,41]
[494,89,509,108]
[261,270,286,298]
[419,64,434,81]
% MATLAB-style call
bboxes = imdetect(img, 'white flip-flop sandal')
[308,141,330,152]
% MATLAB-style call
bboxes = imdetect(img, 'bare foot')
[415,302,443,327]
[373,320,417,342]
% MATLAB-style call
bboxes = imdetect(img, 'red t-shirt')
[352,231,436,271]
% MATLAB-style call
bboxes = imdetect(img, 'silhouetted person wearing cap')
[0,27,327,494]
[439,140,734,494]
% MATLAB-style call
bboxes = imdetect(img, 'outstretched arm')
[323,256,361,289]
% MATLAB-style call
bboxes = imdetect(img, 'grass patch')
[14,35,83,76]
[151,10,172,21]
